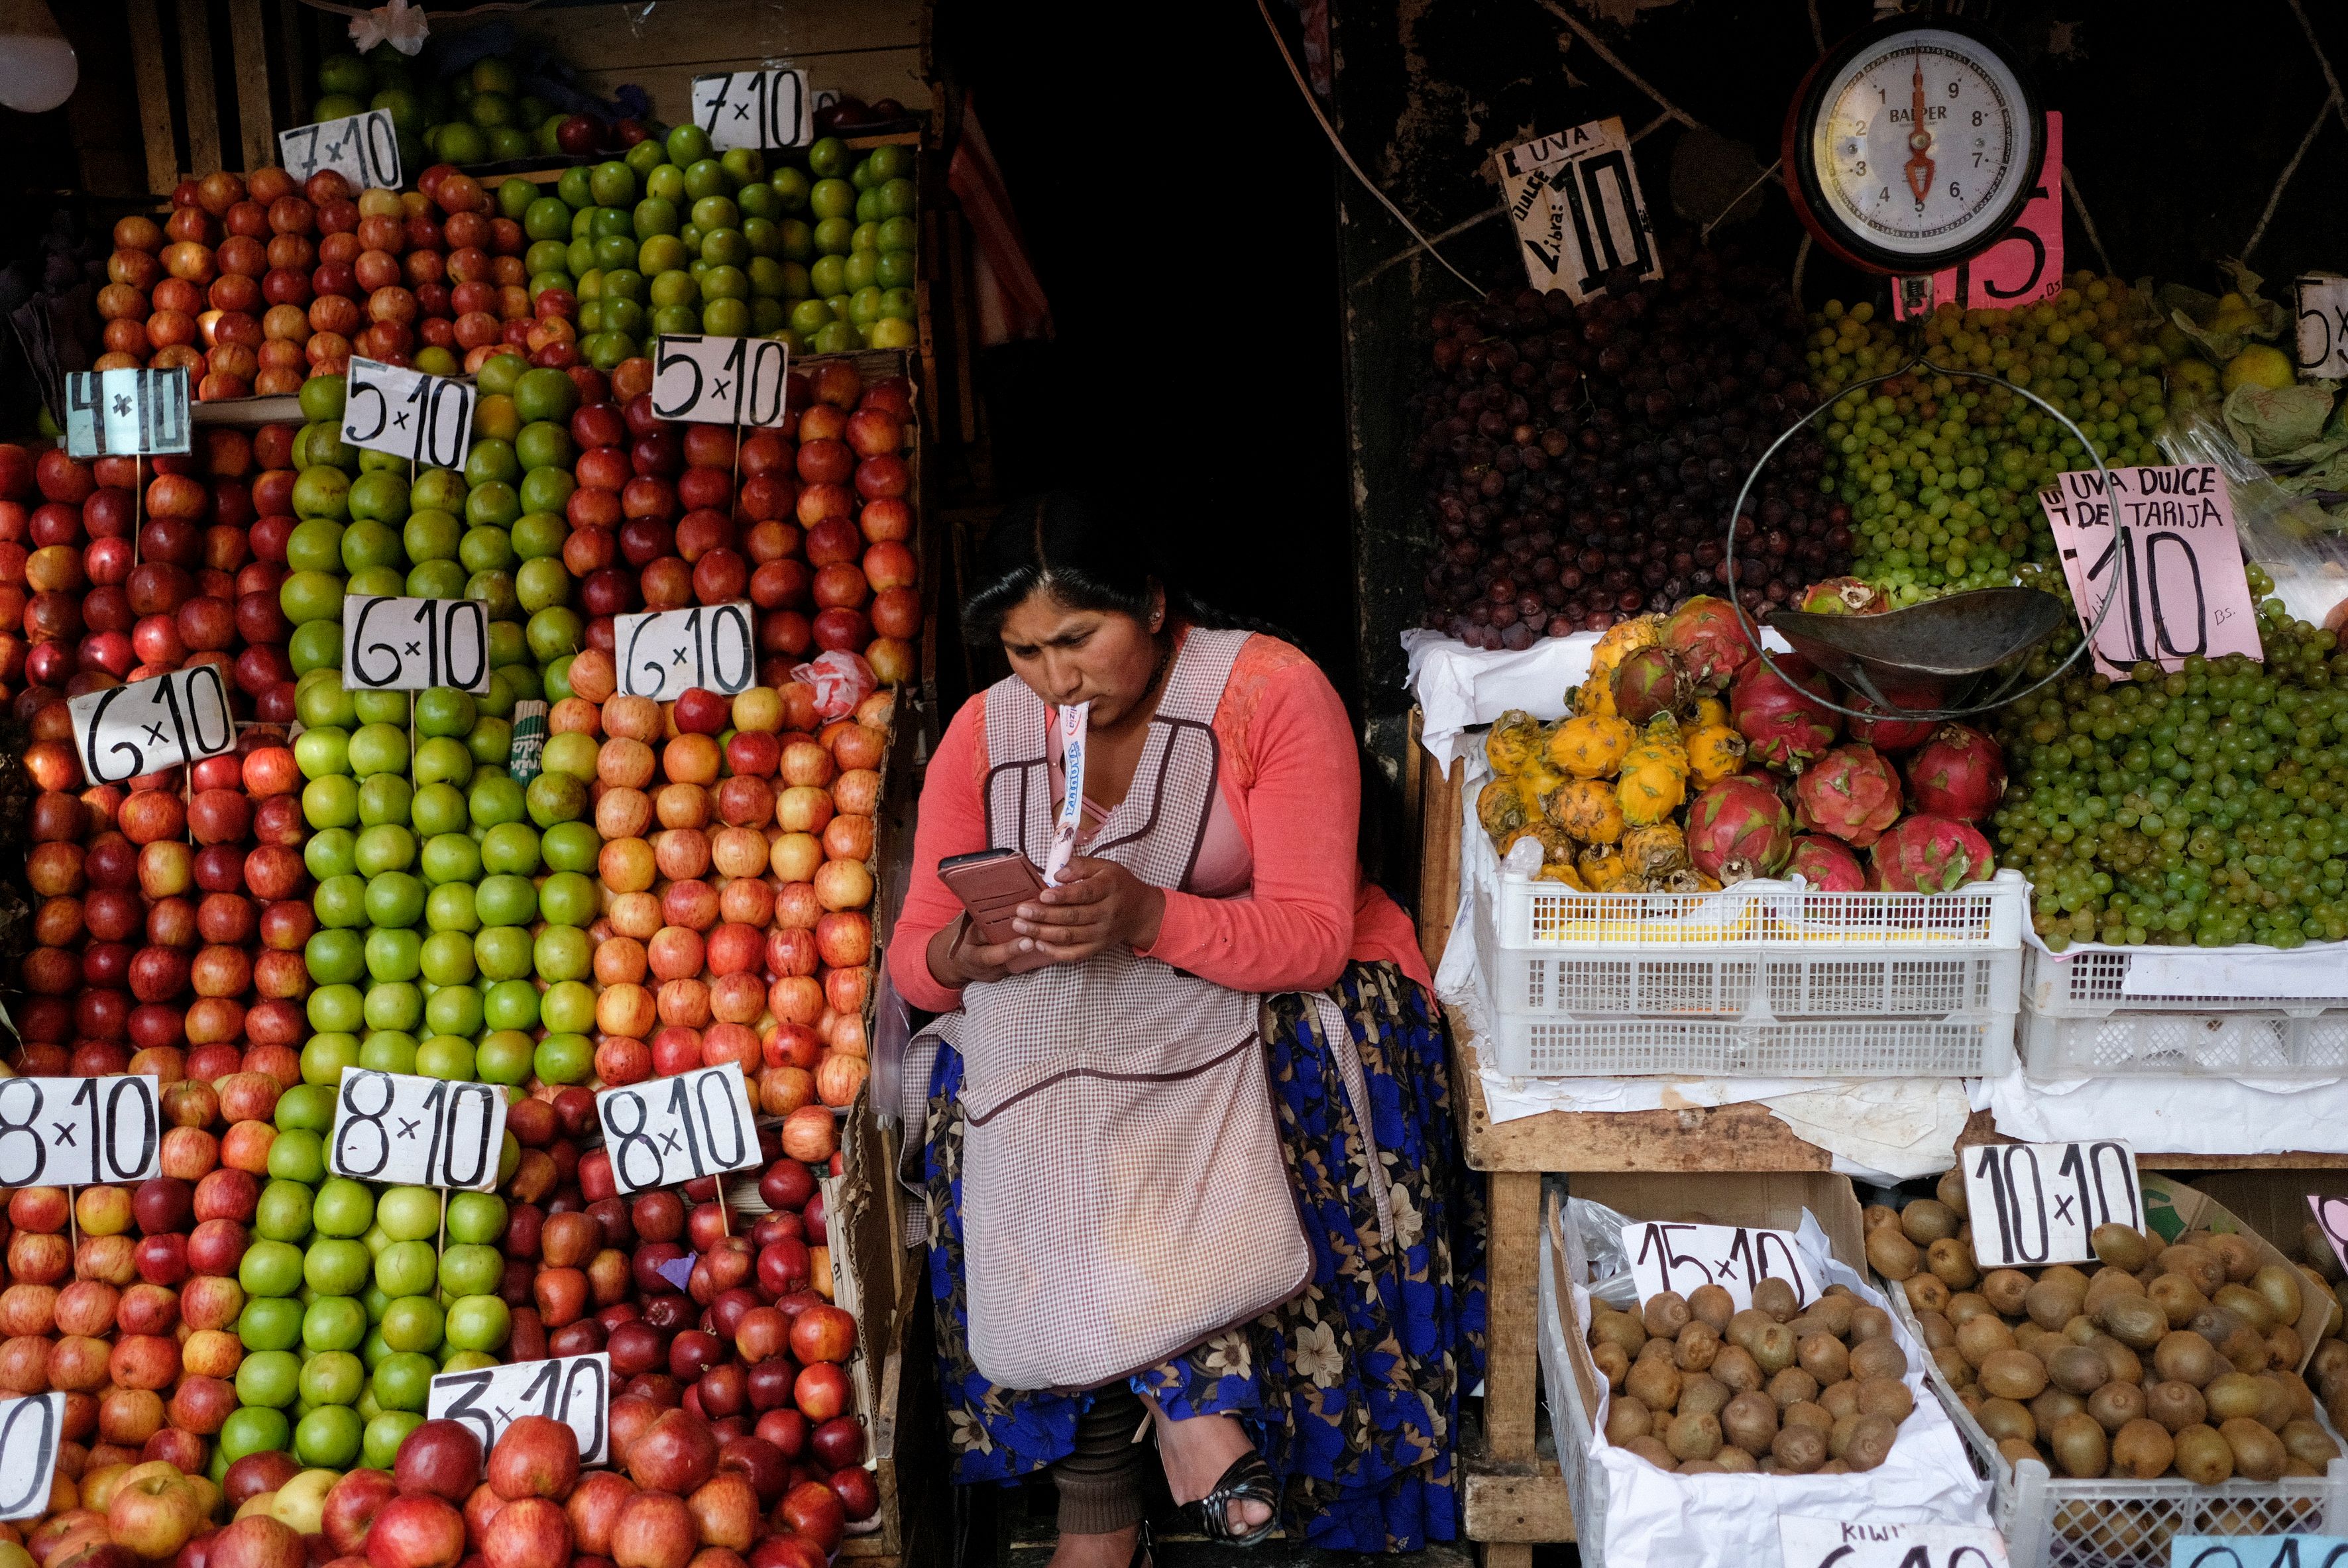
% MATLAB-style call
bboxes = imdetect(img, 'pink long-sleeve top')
[889,632,1433,1013]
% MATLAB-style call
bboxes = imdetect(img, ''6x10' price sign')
[651,334,790,427]
[68,667,235,786]
[341,358,475,469]
[1963,1139,2143,1270]
[343,596,493,693]
[0,1076,162,1187]
[596,1063,760,1196]
[616,602,757,700]
[329,1069,508,1191]
[429,1352,609,1463]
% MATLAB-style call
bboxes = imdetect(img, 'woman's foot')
[1047,1524,1143,1568]
[1141,1400,1273,1538]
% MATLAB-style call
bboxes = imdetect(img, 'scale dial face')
[1790,22,2042,274]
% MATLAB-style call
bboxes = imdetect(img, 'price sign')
[690,68,811,152]
[1890,111,2064,321]
[429,1353,608,1463]
[1779,1517,2009,1568]
[69,667,235,786]
[1963,1140,2143,1269]
[2172,1540,2348,1568]
[343,596,493,693]
[328,1069,507,1191]
[0,1394,67,1521]
[2307,1195,2348,1278]
[278,109,401,190]
[1620,1220,1817,1312]
[341,358,475,469]
[2038,465,2264,680]
[63,368,190,458]
[0,1077,161,1187]
[595,1064,759,1196]
[649,335,790,427]
[2296,274,2348,380]
[1494,116,1659,304]
[615,602,757,700]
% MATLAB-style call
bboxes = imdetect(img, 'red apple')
[395,1419,486,1502]
[366,1496,467,1568]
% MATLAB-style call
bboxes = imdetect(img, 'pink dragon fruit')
[1787,834,1867,891]
[1795,577,1887,616]
[1659,594,1757,691]
[1905,724,2009,822]
[1870,814,1997,893]
[1729,653,1842,773]
[1846,676,1942,753]
[1612,645,1689,724]
[1684,775,1795,884]
[1792,744,1904,848]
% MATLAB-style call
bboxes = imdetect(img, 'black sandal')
[1127,1519,1153,1568]
[1194,1452,1279,1547]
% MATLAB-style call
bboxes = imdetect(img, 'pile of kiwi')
[1587,1274,1917,1475]
[2288,1218,2348,1437]
[1870,1168,2346,1485]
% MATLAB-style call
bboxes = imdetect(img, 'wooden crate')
[110,0,317,194]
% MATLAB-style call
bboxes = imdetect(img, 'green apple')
[308,984,365,1035]
[377,1188,441,1242]
[425,883,480,933]
[269,1131,328,1184]
[376,1241,437,1298]
[241,1240,306,1298]
[359,1031,419,1074]
[296,673,359,728]
[469,773,526,827]
[416,1035,476,1081]
[480,823,542,877]
[237,1295,302,1350]
[302,1296,368,1352]
[405,509,463,563]
[526,771,588,826]
[353,823,416,877]
[476,1030,534,1085]
[380,1294,445,1353]
[541,822,600,874]
[219,1406,292,1463]
[534,929,592,985]
[364,873,427,928]
[534,1035,592,1084]
[295,1404,364,1469]
[413,736,475,788]
[305,1239,372,1296]
[365,1410,425,1469]
[444,1295,511,1353]
[236,1350,302,1408]
[372,1351,437,1412]
[424,983,484,1038]
[481,976,539,1029]
[305,828,359,882]
[302,1033,361,1083]
[254,1181,313,1243]
[541,732,598,781]
[304,929,364,985]
[313,1178,375,1239]
[446,1192,506,1245]
[538,978,595,1033]
[363,928,421,983]
[412,783,471,838]
[421,834,482,887]
[438,1243,502,1298]
[348,724,411,779]
[303,777,361,831]
[278,1084,336,1131]
[469,716,516,765]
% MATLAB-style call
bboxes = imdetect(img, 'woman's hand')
[924,915,1053,989]
[1009,856,1166,966]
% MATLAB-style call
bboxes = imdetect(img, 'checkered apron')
[922,626,1312,1392]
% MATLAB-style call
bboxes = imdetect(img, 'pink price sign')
[1891,112,2064,321]
[2036,463,2263,679]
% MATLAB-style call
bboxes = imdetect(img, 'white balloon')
[0,0,76,115]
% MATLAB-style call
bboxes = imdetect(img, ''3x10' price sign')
[615,601,757,700]
[329,1068,508,1191]
[651,335,791,427]
[595,1063,760,1197]
[343,596,494,693]
[0,1077,162,1188]
[64,368,190,458]
[342,358,475,469]
[68,666,235,787]
[429,1352,609,1463]
[1962,1139,2143,1270]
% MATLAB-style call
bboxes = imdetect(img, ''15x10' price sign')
[651,334,791,427]
[1778,1517,2009,1568]
[1963,1139,2143,1269]
[64,368,190,458]
[343,596,493,693]
[691,68,811,151]
[429,1352,609,1463]
[329,1069,508,1191]
[2037,465,2263,679]
[616,601,757,699]
[278,107,401,190]
[1620,1220,1817,1312]
[596,1063,760,1196]
[68,665,235,786]
[0,1077,161,1188]
[0,1395,67,1522]
[342,358,475,469]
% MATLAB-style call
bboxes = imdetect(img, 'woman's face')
[997,588,1164,725]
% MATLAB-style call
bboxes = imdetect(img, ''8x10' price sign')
[1963,1139,2143,1270]
[68,667,236,785]
[429,1353,609,1463]
[0,1077,162,1187]
[651,335,790,427]
[341,358,475,469]
[343,596,494,693]
[596,1064,760,1196]
[329,1069,508,1191]
[616,602,757,699]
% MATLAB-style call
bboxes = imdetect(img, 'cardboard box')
[2138,1171,2333,1369]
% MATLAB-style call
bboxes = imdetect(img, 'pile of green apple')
[310,52,557,172]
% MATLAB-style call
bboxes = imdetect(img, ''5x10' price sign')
[616,602,757,700]
[1963,1139,2143,1270]
[429,1352,609,1463]
[0,1077,162,1188]
[596,1064,760,1197]
[651,334,790,427]
[343,596,493,693]
[68,666,235,787]
[342,358,475,469]
[329,1068,508,1191]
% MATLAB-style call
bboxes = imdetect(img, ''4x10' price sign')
[691,68,811,152]
[343,596,494,693]
[68,666,236,786]
[342,358,475,469]
[278,108,401,190]
[1963,1139,2143,1270]
[596,1064,760,1197]
[64,368,190,458]
[1620,1220,1817,1312]
[329,1069,508,1191]
[429,1353,609,1463]
[651,335,791,427]
[615,602,757,699]
[0,1077,162,1188]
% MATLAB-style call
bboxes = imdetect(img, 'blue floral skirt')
[922,961,1486,1551]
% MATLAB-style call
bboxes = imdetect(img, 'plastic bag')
[2160,409,2348,624]
[1565,1194,1644,1310]
[790,650,877,720]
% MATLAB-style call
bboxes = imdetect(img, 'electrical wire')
[1253,0,1486,295]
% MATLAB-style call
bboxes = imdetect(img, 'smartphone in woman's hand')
[938,848,1046,944]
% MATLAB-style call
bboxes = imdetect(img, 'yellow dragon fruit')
[1547,777,1625,844]
[1687,722,1748,787]
[1620,713,1691,780]
[1534,861,1589,890]
[1588,614,1664,687]
[1549,714,1635,779]
[1692,695,1728,728]
[1571,679,1616,718]
[1477,779,1527,842]
[1577,842,1629,891]
[1484,709,1545,777]
[1622,822,1690,878]
[1616,758,1688,827]
[1515,756,1569,817]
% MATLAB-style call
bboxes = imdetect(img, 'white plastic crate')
[2023,940,2348,1018]
[2019,1002,2348,1078]
[1485,870,2027,1078]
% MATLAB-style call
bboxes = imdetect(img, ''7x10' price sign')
[615,602,757,699]
[651,335,791,427]
[68,666,236,785]
[278,107,401,191]
[1963,1139,2143,1270]
[596,1064,760,1196]
[0,1077,162,1188]
[342,358,475,469]
[429,1353,609,1463]
[691,68,811,152]
[64,368,190,458]
[329,1069,508,1191]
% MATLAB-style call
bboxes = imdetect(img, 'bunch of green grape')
[1804,273,2173,607]
[1989,565,2348,950]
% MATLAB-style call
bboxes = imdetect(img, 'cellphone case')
[938,850,1044,944]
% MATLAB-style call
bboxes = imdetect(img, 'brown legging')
[1052,1383,1148,1535]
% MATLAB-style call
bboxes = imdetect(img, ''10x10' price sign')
[1620,1220,1817,1312]
[63,368,190,458]
[1778,1517,2009,1568]
[651,334,790,427]
[596,1064,760,1197]
[2037,465,2263,679]
[1963,1139,2143,1270]
[0,1394,67,1522]
[68,665,237,785]
[0,1078,162,1188]
[615,602,757,699]
[341,358,475,469]
[343,596,494,693]
[329,1069,508,1191]
[428,1352,609,1463]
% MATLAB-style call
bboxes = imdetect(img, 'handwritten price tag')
[327,1069,507,1191]
[429,1353,608,1463]
[69,666,236,785]
[2172,1538,2348,1568]
[0,1077,161,1187]
[1620,1220,1817,1311]
[1494,116,1659,304]
[278,108,401,190]
[2038,465,2263,679]
[2296,274,2348,380]
[1963,1140,2143,1269]
[0,1395,66,1521]
[64,368,190,458]
[614,602,757,700]
[1779,1517,2010,1568]
[2308,1195,2348,1278]
[595,1064,760,1196]
[691,69,811,152]
[649,335,790,427]
[341,358,474,469]
[343,596,493,693]
[1891,111,2063,321]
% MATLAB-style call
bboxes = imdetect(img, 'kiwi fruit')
[1857,1376,1913,1424]
[2149,1273,2211,1329]
[2049,1412,2109,1479]
[1978,1348,2050,1401]
[1956,1313,2015,1369]
[2012,1321,2052,1357]
[2215,1283,2278,1335]
[1643,1291,1693,1339]
[2084,1266,2146,1315]
[1796,1332,1850,1386]
[2091,1223,2152,1273]
[2146,1380,2208,1433]
[1818,1379,1860,1420]
[1903,1274,1951,1314]
[1840,1412,1898,1473]
[1848,1306,1893,1345]
[1750,1276,1799,1324]
[1675,1321,1720,1372]
[1936,1166,1969,1216]
[2047,1344,2111,1396]
[1678,1373,1730,1420]
[2062,1315,2101,1349]
[1944,1291,1994,1326]
[1783,1399,1834,1432]
[1711,1345,1762,1394]
[1604,1396,1651,1446]
[2302,1226,2347,1281]
[2110,1417,2176,1479]
[1849,1337,1909,1382]
[2257,1375,2300,1431]
[1724,1308,1772,1354]
[1687,1283,1735,1332]
[2025,1278,2087,1331]
[2255,1263,2307,1327]
[1591,1308,1648,1356]
[2271,1325,2306,1371]
[1638,1335,1679,1364]
[2223,1416,2288,1481]
[2086,1379,2145,1433]
[1807,1295,1856,1337]
[1901,1200,1959,1246]
[1650,1407,1675,1440]
[1995,1435,2042,1469]
[1720,1390,1778,1452]
[1766,1367,1818,1410]
[1930,1347,1976,1390]
[1665,1410,1722,1462]
[1977,1395,2035,1442]
[2315,1338,2348,1386]
[2031,1386,2088,1432]
[1927,1238,1980,1291]
[2094,1336,2145,1386]
[1980,1269,2033,1316]
[1771,1424,1827,1474]
[2099,1294,2169,1351]
[1624,1357,1681,1413]
[2043,1263,2093,1293]
[2210,1233,2261,1284]
[1622,1434,1677,1471]
[2273,1368,2318,1422]
[2160,1245,2227,1297]
[2154,1329,2220,1388]
[1867,1227,1921,1282]
[1675,1458,1725,1475]
[2283,1417,2343,1465]
[2174,1423,2236,1484]
[2221,1323,2274,1376]
[1593,1341,1630,1390]
[1751,1322,1797,1376]
[1914,1310,1955,1351]
[1864,1203,1902,1234]
[1712,1445,1758,1474]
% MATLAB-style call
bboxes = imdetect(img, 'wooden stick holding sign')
[2037,466,2264,681]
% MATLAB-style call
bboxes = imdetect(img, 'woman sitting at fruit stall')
[889,492,1483,1563]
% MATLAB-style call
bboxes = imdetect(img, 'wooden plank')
[176,0,221,180]
[126,0,180,195]
[1461,1465,1572,1543]
[276,0,306,138]
[1484,1170,1541,1463]
[1477,1543,1535,1568]
[484,0,919,72]
[1956,1109,2348,1170]
[1416,718,1462,972]
[227,0,275,171]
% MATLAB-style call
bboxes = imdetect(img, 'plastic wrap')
[2160,409,2348,623]
[791,649,879,720]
